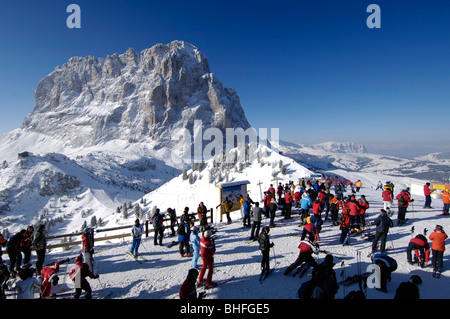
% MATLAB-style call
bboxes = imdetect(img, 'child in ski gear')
[13,267,41,299]
[32,224,47,277]
[40,258,68,299]
[424,182,432,208]
[396,189,414,225]
[258,226,274,276]
[406,234,430,268]
[310,254,339,299]
[130,219,144,257]
[178,220,191,257]
[372,253,397,292]
[284,239,319,276]
[429,225,447,277]
[69,254,98,299]
[152,208,164,246]
[442,189,450,215]
[81,227,95,273]
[250,202,262,241]
[394,275,422,299]
[190,226,201,269]
[198,230,216,288]
[179,268,205,299]
[371,209,393,254]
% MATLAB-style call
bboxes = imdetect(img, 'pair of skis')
[259,269,273,283]
[198,276,236,289]
[291,263,310,279]
[126,252,147,264]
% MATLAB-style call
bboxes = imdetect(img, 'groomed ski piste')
[7,171,449,301]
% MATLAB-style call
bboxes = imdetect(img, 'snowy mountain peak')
[22,40,250,149]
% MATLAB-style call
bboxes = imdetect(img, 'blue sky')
[0,1,449,157]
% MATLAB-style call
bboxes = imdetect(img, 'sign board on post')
[216,180,250,222]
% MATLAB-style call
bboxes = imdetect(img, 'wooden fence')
[1,209,213,254]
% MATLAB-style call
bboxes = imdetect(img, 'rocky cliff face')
[22,41,250,148]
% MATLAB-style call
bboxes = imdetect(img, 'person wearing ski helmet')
[258,226,274,276]
[130,219,144,258]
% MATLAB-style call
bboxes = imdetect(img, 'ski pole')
[388,230,396,254]
[271,245,277,269]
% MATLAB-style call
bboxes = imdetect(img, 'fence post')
[145,220,149,237]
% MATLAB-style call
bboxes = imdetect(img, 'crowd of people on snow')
[1,175,449,299]
[181,177,449,300]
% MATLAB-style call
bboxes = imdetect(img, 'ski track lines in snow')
[43,182,449,299]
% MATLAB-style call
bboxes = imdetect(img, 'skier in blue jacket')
[300,192,313,225]
[190,226,201,268]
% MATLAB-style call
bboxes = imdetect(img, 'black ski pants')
[261,249,270,272]
[372,231,388,253]
[74,278,92,299]
[284,254,318,275]
[431,249,444,271]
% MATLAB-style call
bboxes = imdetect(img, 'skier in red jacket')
[423,182,432,208]
[396,190,414,226]
[198,231,216,288]
[283,239,319,275]
[69,254,98,299]
[406,234,430,268]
